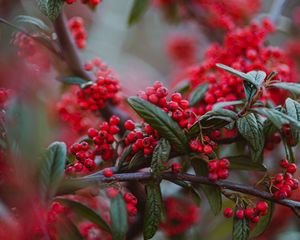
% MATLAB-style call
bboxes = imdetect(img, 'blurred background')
[1,0,300,239]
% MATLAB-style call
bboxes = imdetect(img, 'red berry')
[219,158,230,168]
[217,169,229,180]
[179,100,189,109]
[244,208,254,219]
[236,210,244,219]
[189,140,199,151]
[256,201,268,212]
[124,120,135,131]
[280,159,289,168]
[208,172,218,182]
[171,163,182,173]
[148,94,159,104]
[287,163,297,174]
[84,158,96,170]
[203,145,213,154]
[168,101,179,111]
[103,168,113,178]
[109,115,120,125]
[171,93,182,102]
[208,160,218,171]
[88,128,98,138]
[275,173,284,183]
[156,87,168,98]
[251,216,260,223]
[74,162,83,172]
[223,208,233,218]
[106,187,119,198]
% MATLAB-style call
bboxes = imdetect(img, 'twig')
[269,0,286,24]
[62,172,300,213]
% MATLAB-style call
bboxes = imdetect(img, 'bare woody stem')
[69,172,300,211]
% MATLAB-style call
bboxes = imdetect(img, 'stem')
[62,172,300,212]
[269,0,286,24]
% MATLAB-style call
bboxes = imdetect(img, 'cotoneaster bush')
[0,1,300,240]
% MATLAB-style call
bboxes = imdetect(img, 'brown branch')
[64,172,300,212]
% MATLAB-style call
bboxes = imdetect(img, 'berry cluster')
[223,201,268,223]
[47,202,67,238]
[65,115,120,175]
[47,202,67,225]
[12,32,51,69]
[124,120,159,156]
[153,0,260,31]
[165,33,197,66]
[160,197,198,237]
[271,159,299,200]
[186,20,297,117]
[138,81,196,129]
[264,132,281,150]
[106,188,138,216]
[77,59,121,111]
[189,136,217,155]
[207,158,230,182]
[68,17,87,49]
[57,86,100,134]
[65,0,102,7]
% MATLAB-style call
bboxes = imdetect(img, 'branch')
[62,172,300,211]
[269,0,286,24]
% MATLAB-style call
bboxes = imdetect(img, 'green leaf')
[47,0,64,21]
[188,109,236,136]
[56,198,111,233]
[285,98,300,146]
[226,156,266,171]
[58,76,88,85]
[189,83,209,106]
[270,82,300,95]
[110,193,128,240]
[253,108,300,129]
[151,139,171,176]
[39,141,67,200]
[36,0,48,15]
[173,80,190,95]
[128,96,188,153]
[127,0,149,26]
[118,145,133,168]
[216,64,258,87]
[143,182,164,240]
[213,100,244,110]
[232,215,250,240]
[190,187,202,207]
[14,15,50,32]
[237,113,264,162]
[246,71,266,87]
[191,160,222,215]
[216,64,266,102]
[128,150,144,170]
[250,201,274,238]
[57,215,84,240]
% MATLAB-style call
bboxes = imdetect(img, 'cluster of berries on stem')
[106,188,138,216]
[223,201,268,224]
[65,115,120,175]
[271,159,298,200]
[77,58,121,111]
[68,17,87,49]
[138,81,196,129]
